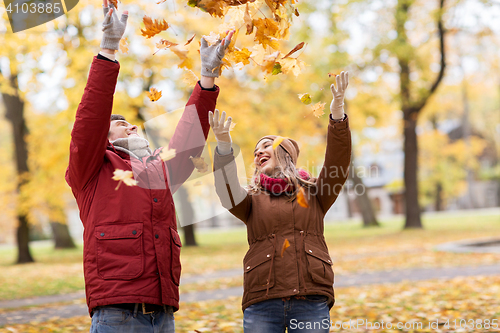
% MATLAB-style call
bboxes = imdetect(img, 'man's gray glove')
[101,4,128,51]
[200,37,231,78]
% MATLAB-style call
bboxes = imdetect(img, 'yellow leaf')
[119,37,128,54]
[147,87,162,102]
[298,93,312,105]
[253,18,280,49]
[262,51,280,74]
[160,148,176,162]
[183,70,199,86]
[112,169,137,190]
[280,238,290,257]
[272,136,285,150]
[203,32,220,46]
[141,16,169,39]
[297,186,309,208]
[190,156,208,173]
[170,46,193,70]
[279,57,306,77]
[311,102,326,118]
[232,48,252,65]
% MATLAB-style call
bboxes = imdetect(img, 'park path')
[1,264,500,326]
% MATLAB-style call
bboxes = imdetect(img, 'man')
[65,1,233,331]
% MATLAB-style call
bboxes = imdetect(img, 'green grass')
[0,211,498,301]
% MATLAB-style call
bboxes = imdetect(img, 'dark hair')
[110,114,126,121]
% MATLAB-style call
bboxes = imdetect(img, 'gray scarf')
[111,137,152,159]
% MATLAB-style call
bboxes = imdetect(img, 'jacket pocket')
[304,242,334,287]
[95,222,144,280]
[243,244,275,292]
[170,227,182,286]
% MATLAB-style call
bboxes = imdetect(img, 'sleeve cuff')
[97,53,118,63]
[197,81,217,91]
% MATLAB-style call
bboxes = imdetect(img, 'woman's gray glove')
[200,37,231,78]
[101,3,128,51]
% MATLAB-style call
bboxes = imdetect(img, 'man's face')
[108,120,139,141]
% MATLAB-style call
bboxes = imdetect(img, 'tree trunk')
[51,222,76,249]
[349,158,379,227]
[1,72,34,263]
[176,186,197,247]
[403,113,422,228]
[435,182,443,211]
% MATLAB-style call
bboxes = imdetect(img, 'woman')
[208,72,351,333]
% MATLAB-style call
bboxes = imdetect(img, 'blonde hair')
[248,145,315,200]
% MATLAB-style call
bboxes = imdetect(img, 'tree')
[0,71,34,263]
[395,0,447,228]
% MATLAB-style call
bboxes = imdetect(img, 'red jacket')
[66,57,219,315]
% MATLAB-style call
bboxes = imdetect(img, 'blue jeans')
[243,296,331,333]
[90,306,175,333]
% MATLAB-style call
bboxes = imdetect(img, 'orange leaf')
[283,42,305,59]
[297,186,309,208]
[280,239,290,257]
[233,48,252,65]
[109,0,118,9]
[147,87,162,102]
[141,15,169,39]
[185,34,196,46]
[154,39,179,55]
[190,156,208,173]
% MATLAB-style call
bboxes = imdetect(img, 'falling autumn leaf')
[160,148,176,162]
[280,239,290,257]
[272,63,282,75]
[272,136,285,150]
[141,15,169,39]
[190,156,208,173]
[232,48,252,65]
[170,46,193,70]
[244,3,254,35]
[183,70,199,86]
[229,122,236,131]
[154,39,179,55]
[297,186,309,208]
[203,32,220,46]
[147,87,162,102]
[328,72,337,78]
[262,51,280,74]
[279,57,306,77]
[119,37,128,54]
[109,0,118,8]
[298,93,312,105]
[185,34,196,46]
[283,42,305,59]
[310,102,326,118]
[112,169,137,190]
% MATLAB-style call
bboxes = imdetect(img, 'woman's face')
[254,139,277,176]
